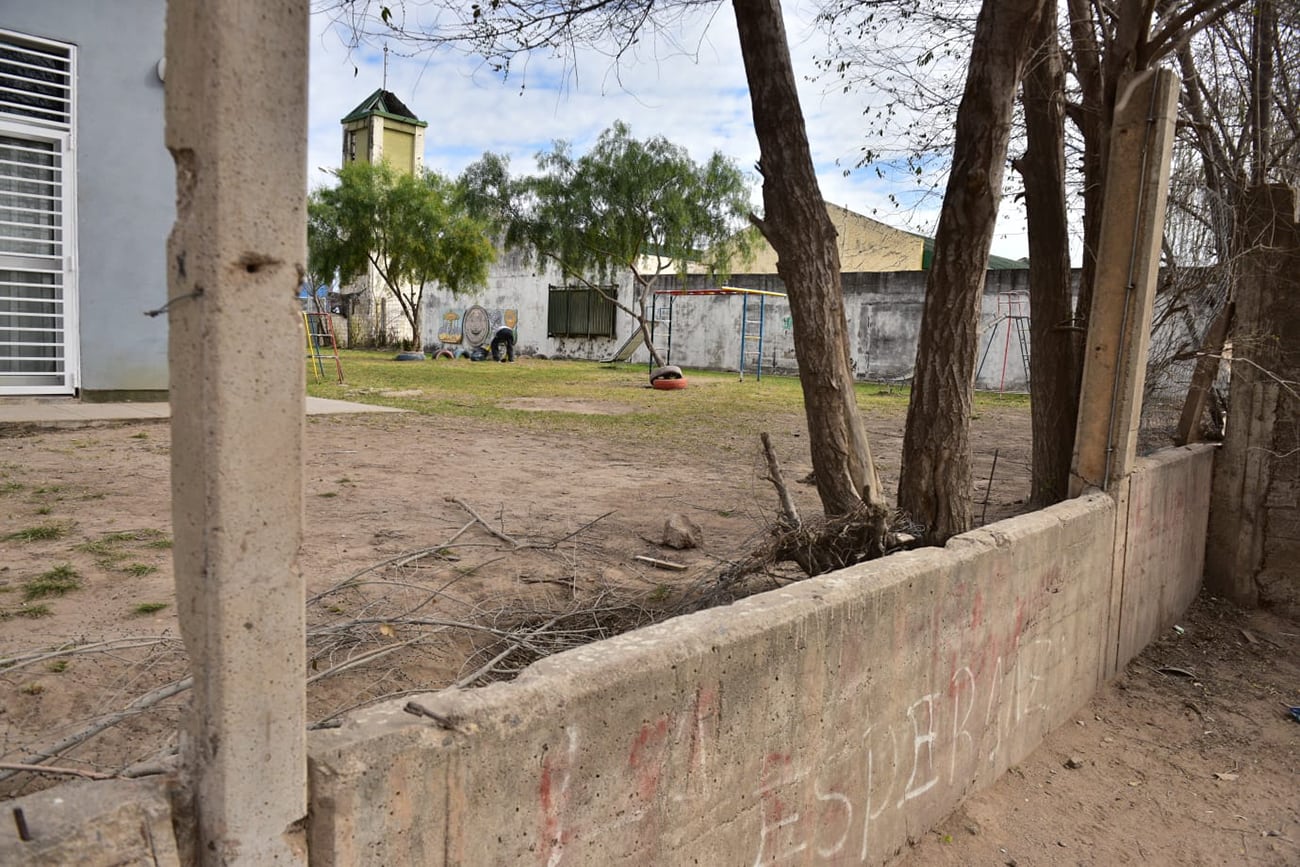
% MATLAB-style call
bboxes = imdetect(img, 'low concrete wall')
[306,444,1214,865]
[0,445,1214,864]
[1110,446,1214,675]
[0,778,180,865]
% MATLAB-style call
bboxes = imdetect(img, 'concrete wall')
[1206,185,1300,613]
[422,248,638,361]
[0,445,1213,864]
[304,444,1213,865]
[424,265,1039,390]
[4,0,173,395]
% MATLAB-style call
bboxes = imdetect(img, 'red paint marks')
[970,590,985,629]
[539,759,554,814]
[1012,599,1026,645]
[758,752,794,825]
[687,686,719,773]
[538,757,562,864]
[628,717,671,801]
[538,742,576,866]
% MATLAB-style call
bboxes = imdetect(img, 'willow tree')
[463,122,755,370]
[308,160,496,346]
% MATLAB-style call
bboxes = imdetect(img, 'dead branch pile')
[1,436,905,792]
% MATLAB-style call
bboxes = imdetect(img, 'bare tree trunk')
[1250,0,1277,186]
[897,0,1050,542]
[634,281,667,368]
[1018,9,1079,506]
[732,0,885,516]
[1066,0,1107,329]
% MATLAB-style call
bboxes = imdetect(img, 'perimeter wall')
[1,444,1214,865]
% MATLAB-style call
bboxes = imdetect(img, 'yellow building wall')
[342,123,369,165]
[382,126,416,175]
[742,203,925,273]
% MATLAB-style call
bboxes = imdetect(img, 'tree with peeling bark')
[733,0,886,518]
[322,0,890,535]
[1017,13,1077,506]
[461,123,756,371]
[895,0,1052,542]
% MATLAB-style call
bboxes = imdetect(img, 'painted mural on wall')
[437,305,518,346]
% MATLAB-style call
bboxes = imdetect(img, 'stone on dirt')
[662,513,703,550]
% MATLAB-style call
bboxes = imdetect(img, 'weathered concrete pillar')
[165,1,309,863]
[1206,185,1300,609]
[1070,69,1180,496]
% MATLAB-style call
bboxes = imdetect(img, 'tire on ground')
[649,365,683,382]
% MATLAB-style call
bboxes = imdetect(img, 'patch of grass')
[20,682,44,696]
[121,563,157,577]
[78,528,169,563]
[23,564,82,600]
[4,522,69,543]
[31,485,63,495]
[79,492,108,501]
[34,505,52,515]
[5,604,52,619]
[131,431,149,439]
[318,491,338,498]
[306,351,942,451]
[47,659,68,673]
[132,602,169,615]
[0,480,22,495]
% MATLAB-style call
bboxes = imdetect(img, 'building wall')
[424,261,1040,390]
[421,248,638,361]
[741,203,926,274]
[382,127,413,174]
[4,0,173,395]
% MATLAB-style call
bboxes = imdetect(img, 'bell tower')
[339,88,426,175]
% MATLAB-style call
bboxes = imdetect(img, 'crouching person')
[490,324,516,362]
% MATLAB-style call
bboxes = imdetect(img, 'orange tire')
[652,377,689,390]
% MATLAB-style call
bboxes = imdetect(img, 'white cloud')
[307,2,1030,260]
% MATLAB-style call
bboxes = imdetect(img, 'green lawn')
[307,350,1028,450]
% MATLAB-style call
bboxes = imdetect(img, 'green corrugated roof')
[341,88,428,127]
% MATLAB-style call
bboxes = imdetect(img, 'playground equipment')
[975,291,1031,393]
[651,286,787,381]
[300,284,344,383]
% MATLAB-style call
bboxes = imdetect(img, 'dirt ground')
[1,403,1297,864]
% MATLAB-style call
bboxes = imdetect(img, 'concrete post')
[1206,185,1300,609]
[1070,69,1180,496]
[165,1,309,863]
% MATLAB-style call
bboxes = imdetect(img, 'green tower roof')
[341,88,428,127]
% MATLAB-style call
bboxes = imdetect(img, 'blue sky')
[306,2,1032,260]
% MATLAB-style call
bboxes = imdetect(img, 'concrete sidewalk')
[0,396,405,427]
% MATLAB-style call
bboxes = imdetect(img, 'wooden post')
[1070,69,1180,496]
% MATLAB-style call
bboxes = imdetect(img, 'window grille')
[0,32,73,129]
[547,285,616,338]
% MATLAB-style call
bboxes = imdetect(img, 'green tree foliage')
[463,121,756,367]
[308,160,496,347]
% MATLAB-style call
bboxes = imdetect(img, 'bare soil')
[1,403,1296,865]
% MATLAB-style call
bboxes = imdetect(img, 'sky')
[306,1,1032,261]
